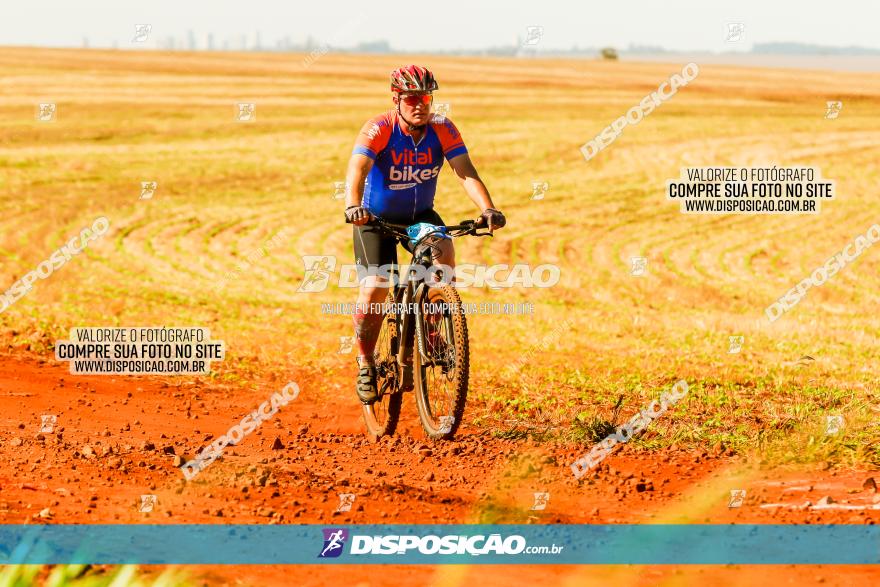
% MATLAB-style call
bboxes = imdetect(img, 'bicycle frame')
[352,216,493,383]
[349,213,493,439]
[392,245,435,370]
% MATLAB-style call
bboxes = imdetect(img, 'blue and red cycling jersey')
[352,110,468,222]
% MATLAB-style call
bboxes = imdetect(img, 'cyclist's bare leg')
[352,275,391,366]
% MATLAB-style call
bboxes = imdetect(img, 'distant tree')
[600,47,619,60]
[355,40,392,53]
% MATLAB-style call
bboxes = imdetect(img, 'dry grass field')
[0,47,879,585]
[2,47,879,459]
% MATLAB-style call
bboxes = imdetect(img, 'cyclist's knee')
[359,275,392,300]
[432,238,455,268]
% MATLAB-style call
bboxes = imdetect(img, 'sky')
[2,0,878,52]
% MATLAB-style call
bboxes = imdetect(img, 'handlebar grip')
[344,214,377,226]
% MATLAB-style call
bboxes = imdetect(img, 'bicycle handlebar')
[344,215,494,237]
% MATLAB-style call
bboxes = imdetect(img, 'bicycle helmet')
[390,65,439,94]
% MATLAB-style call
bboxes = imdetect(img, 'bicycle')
[346,215,494,440]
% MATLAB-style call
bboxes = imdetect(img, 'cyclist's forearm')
[461,177,495,211]
[449,153,496,211]
[345,155,373,207]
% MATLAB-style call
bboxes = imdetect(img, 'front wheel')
[414,284,469,440]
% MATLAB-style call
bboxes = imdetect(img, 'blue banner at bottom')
[0,525,877,565]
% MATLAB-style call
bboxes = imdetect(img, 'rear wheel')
[414,284,469,439]
[361,291,403,441]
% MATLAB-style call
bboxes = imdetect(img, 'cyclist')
[344,64,506,404]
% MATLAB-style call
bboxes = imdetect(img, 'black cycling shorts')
[352,208,445,268]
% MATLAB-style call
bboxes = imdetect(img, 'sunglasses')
[400,93,433,106]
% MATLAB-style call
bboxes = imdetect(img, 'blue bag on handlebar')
[406,223,450,248]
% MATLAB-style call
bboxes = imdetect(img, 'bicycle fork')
[395,281,431,377]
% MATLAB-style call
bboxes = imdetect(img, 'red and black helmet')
[390,65,438,94]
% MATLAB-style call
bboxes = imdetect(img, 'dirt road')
[1,353,877,585]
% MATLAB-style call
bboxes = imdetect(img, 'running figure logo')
[337,336,354,354]
[523,26,544,46]
[825,415,844,436]
[335,493,356,513]
[40,415,57,434]
[333,181,347,200]
[140,181,157,200]
[236,103,256,122]
[630,256,648,276]
[40,414,58,434]
[530,492,550,511]
[728,489,746,508]
[318,528,349,558]
[825,101,843,120]
[298,256,336,292]
[138,494,157,513]
[432,103,451,124]
[37,103,56,122]
[728,335,744,354]
[132,24,152,43]
[438,416,455,434]
[531,181,549,201]
[726,23,745,42]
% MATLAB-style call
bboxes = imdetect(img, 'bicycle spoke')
[421,305,457,423]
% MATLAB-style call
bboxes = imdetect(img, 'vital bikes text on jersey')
[352,111,467,219]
